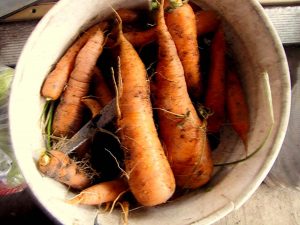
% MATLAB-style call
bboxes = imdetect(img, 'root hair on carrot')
[66,192,85,205]
[50,136,69,150]
[118,201,129,225]
[104,148,129,179]
[146,61,157,71]
[156,71,177,82]
[108,189,129,214]
[153,107,186,119]
[111,58,122,118]
[128,205,145,212]
[76,157,100,180]
[109,5,122,25]
[147,71,157,82]
[196,104,214,121]
[97,128,121,144]
[103,202,112,212]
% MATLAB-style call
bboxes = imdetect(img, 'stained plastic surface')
[0,65,25,195]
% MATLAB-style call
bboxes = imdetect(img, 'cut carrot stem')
[46,101,55,150]
[38,150,91,190]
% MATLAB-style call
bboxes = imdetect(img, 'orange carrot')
[195,10,220,36]
[205,27,226,134]
[81,97,102,118]
[67,179,128,205]
[117,9,139,23]
[165,1,202,99]
[121,10,219,49]
[38,150,91,190]
[153,0,213,189]
[91,67,114,106]
[124,27,156,48]
[226,69,250,148]
[52,27,106,138]
[116,16,175,206]
[41,23,105,100]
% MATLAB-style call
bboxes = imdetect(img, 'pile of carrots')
[38,0,249,216]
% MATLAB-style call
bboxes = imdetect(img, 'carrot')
[91,67,114,106]
[164,1,201,99]
[124,27,156,48]
[116,9,139,23]
[153,0,213,189]
[41,23,105,100]
[52,27,106,138]
[226,69,250,148]
[67,179,128,205]
[195,10,220,36]
[116,15,175,206]
[205,27,226,134]
[106,28,156,49]
[81,97,102,118]
[38,150,90,190]
[120,10,219,49]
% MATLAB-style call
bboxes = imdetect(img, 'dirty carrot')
[121,10,219,49]
[124,27,156,48]
[226,69,250,149]
[38,150,91,190]
[153,0,213,189]
[41,23,105,101]
[52,27,106,138]
[205,27,226,134]
[67,179,128,205]
[116,14,175,206]
[91,67,114,106]
[165,0,202,99]
[195,10,220,36]
[81,97,102,118]
[116,9,139,23]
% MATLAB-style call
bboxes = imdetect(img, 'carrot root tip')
[66,193,83,205]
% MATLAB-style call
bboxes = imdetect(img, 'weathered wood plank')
[214,183,300,225]
[0,20,38,66]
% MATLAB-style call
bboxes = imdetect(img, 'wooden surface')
[216,183,300,225]
[1,2,300,225]
[0,20,38,66]
[260,0,300,4]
